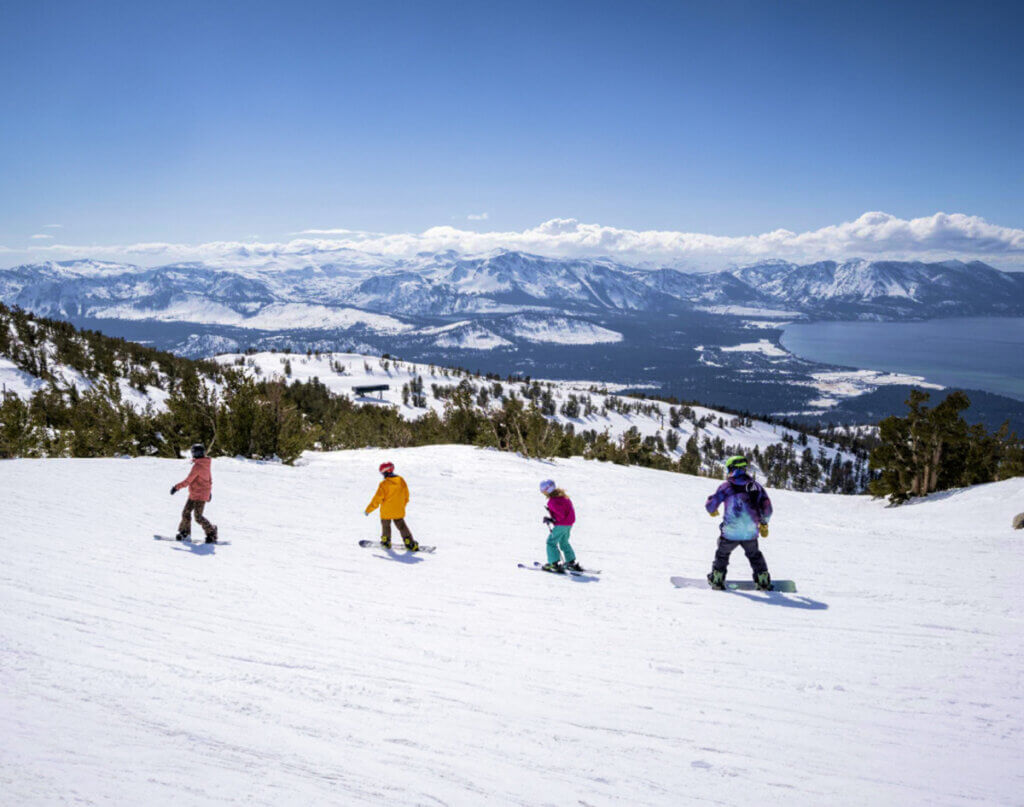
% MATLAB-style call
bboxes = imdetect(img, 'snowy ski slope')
[1,446,1021,805]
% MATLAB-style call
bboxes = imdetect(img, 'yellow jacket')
[366,475,409,519]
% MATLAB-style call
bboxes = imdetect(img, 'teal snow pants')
[546,525,577,564]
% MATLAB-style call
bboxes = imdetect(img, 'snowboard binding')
[707,569,726,590]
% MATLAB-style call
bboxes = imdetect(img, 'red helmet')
[379,462,395,474]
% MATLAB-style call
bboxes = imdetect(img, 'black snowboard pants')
[712,537,768,576]
[380,518,413,542]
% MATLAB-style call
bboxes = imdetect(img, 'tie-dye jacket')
[704,472,773,542]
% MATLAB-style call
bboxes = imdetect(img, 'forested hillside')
[0,303,877,493]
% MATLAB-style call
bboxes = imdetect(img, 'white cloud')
[10,211,1024,271]
[467,212,489,221]
[292,228,382,236]
[30,234,55,240]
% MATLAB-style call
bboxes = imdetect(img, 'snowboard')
[518,561,601,577]
[153,534,231,545]
[670,575,796,593]
[358,539,436,553]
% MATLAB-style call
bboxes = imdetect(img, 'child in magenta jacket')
[540,479,582,573]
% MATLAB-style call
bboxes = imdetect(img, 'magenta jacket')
[546,496,576,526]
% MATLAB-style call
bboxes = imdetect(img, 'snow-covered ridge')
[0,314,180,412]
[505,314,623,344]
[414,321,513,350]
[217,351,870,489]
[2,446,1021,805]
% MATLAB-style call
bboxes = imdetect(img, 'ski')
[358,539,435,553]
[670,575,797,593]
[518,561,601,576]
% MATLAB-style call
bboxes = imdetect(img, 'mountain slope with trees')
[5,303,1022,501]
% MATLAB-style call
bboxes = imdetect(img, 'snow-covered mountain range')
[3,251,1022,346]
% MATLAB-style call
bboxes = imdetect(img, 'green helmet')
[725,455,749,472]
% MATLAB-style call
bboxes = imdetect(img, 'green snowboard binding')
[707,569,726,590]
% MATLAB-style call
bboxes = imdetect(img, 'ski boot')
[707,569,726,590]
[564,560,583,572]
[403,536,419,552]
[754,571,773,591]
[541,562,565,573]
[175,531,189,542]
[380,535,391,549]
[204,529,218,544]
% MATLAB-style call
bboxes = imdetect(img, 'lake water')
[780,317,1024,402]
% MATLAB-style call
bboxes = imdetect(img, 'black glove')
[542,516,554,526]
[170,486,177,495]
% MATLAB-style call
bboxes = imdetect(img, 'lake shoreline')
[779,316,1024,403]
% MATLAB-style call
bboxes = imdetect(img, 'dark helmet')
[725,455,748,474]
[191,443,206,459]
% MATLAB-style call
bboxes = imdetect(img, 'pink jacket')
[175,457,212,502]
[546,496,575,526]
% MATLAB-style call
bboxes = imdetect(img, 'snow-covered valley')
[2,446,1021,805]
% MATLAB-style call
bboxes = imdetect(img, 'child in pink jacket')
[170,443,218,543]
[540,479,582,573]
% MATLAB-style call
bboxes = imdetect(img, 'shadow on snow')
[369,549,427,565]
[729,590,829,610]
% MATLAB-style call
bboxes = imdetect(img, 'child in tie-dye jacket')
[705,455,773,590]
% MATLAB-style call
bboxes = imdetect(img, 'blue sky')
[1,0,1021,266]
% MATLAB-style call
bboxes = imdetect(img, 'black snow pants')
[712,537,768,576]
[380,518,413,542]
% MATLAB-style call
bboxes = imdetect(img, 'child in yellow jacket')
[365,461,419,550]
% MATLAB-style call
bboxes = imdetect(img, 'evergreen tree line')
[868,390,1024,503]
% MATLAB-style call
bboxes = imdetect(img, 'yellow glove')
[759,523,769,538]
[709,509,720,518]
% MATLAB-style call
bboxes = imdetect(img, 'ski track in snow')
[1,447,1022,806]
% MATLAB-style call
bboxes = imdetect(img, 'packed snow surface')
[2,446,1022,806]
